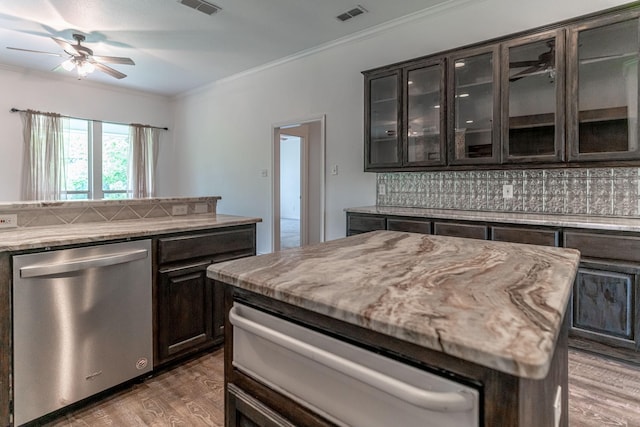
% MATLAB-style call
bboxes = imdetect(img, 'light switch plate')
[378,184,386,196]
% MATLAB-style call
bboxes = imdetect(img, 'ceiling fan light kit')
[6,33,134,80]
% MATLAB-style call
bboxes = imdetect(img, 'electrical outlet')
[503,184,513,199]
[194,203,208,214]
[172,205,188,216]
[0,214,18,229]
[378,183,386,196]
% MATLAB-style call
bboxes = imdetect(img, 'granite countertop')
[208,230,580,379]
[346,205,640,232]
[0,214,261,253]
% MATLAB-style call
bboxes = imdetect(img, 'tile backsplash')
[376,168,640,217]
[0,196,220,229]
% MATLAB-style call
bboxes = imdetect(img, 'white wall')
[163,0,631,254]
[0,66,173,201]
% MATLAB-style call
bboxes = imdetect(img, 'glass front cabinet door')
[567,11,640,161]
[501,29,566,163]
[403,59,446,167]
[365,70,402,169]
[448,45,501,165]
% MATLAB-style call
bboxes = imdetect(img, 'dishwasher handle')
[229,306,476,413]
[20,248,149,278]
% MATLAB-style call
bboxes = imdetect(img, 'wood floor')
[42,348,640,427]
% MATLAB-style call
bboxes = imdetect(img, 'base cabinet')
[227,384,296,427]
[156,225,256,366]
[346,211,640,362]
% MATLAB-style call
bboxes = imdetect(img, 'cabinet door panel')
[568,12,640,161]
[502,30,565,163]
[448,46,501,165]
[157,263,213,363]
[433,222,488,240]
[573,268,634,340]
[365,71,402,169]
[492,226,559,246]
[387,218,431,234]
[347,214,386,235]
[404,59,446,166]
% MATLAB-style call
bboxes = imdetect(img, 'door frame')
[271,115,325,252]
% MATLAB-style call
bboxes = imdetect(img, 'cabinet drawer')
[433,222,488,240]
[387,219,431,234]
[492,226,559,247]
[564,231,640,263]
[347,214,386,235]
[158,227,255,264]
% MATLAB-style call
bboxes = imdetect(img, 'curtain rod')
[9,108,169,131]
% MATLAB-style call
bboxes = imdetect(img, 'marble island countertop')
[208,230,580,379]
[347,205,640,232]
[0,214,261,253]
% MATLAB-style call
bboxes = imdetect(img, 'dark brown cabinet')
[156,225,256,366]
[448,45,501,165]
[501,29,565,163]
[365,70,402,169]
[346,210,640,363]
[567,11,640,162]
[571,262,639,350]
[363,4,640,171]
[364,59,446,171]
[226,384,297,427]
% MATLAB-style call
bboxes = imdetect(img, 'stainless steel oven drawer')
[230,303,479,427]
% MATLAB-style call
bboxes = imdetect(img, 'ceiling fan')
[509,40,555,83]
[6,33,135,79]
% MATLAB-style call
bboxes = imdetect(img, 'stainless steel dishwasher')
[12,239,153,426]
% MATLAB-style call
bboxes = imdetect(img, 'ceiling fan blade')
[6,47,61,57]
[509,65,544,82]
[94,62,127,79]
[51,37,80,55]
[92,55,135,65]
[509,60,539,68]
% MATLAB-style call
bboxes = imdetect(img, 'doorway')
[272,116,325,252]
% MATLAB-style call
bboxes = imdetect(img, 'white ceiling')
[0,0,452,96]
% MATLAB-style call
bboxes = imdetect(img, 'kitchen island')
[208,230,580,426]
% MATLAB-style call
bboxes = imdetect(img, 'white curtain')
[128,124,160,198]
[21,110,66,201]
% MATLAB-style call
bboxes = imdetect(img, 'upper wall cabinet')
[365,70,402,169]
[404,58,447,167]
[447,45,501,165]
[501,29,566,163]
[567,11,640,161]
[363,4,640,171]
[364,60,446,171]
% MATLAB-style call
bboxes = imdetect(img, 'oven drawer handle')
[229,306,475,413]
[20,248,149,278]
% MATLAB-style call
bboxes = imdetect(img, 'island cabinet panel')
[155,225,256,367]
[492,225,560,246]
[386,217,432,234]
[433,221,489,239]
[223,287,568,427]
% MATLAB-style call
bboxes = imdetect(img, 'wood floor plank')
[41,347,640,427]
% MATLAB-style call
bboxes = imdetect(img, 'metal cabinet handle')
[20,248,148,278]
[229,306,475,413]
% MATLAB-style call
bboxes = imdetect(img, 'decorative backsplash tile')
[377,168,640,217]
[0,197,220,229]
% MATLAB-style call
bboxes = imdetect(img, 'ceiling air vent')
[336,5,368,22]
[179,0,222,16]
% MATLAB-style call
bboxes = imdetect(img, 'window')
[62,119,131,200]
